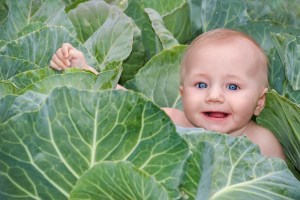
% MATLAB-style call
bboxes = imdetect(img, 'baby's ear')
[179,85,183,97]
[254,87,268,116]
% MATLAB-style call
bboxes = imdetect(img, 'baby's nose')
[205,88,225,103]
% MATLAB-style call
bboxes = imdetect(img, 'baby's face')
[180,39,267,135]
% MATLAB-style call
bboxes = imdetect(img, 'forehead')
[188,39,261,67]
[183,38,268,83]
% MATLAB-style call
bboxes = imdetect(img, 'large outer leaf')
[70,161,169,199]
[178,128,300,199]
[125,45,186,109]
[0,87,189,199]
[257,90,300,176]
[0,0,75,42]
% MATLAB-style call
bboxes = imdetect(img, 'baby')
[50,28,285,160]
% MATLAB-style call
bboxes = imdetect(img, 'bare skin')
[50,38,285,160]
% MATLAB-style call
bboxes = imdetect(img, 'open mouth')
[204,112,229,118]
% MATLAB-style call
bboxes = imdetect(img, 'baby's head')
[180,28,268,88]
[179,28,270,134]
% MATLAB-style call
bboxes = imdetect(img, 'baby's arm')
[50,43,98,74]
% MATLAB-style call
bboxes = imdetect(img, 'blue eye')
[196,82,207,88]
[227,84,239,90]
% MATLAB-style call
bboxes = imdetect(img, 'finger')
[50,60,63,71]
[55,48,71,66]
[52,54,69,70]
[61,43,74,58]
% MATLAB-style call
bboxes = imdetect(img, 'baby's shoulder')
[247,122,285,160]
[247,123,277,146]
[161,107,194,127]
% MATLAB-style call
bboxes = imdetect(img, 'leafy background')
[0,0,300,199]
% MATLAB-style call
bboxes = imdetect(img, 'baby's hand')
[50,43,90,71]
